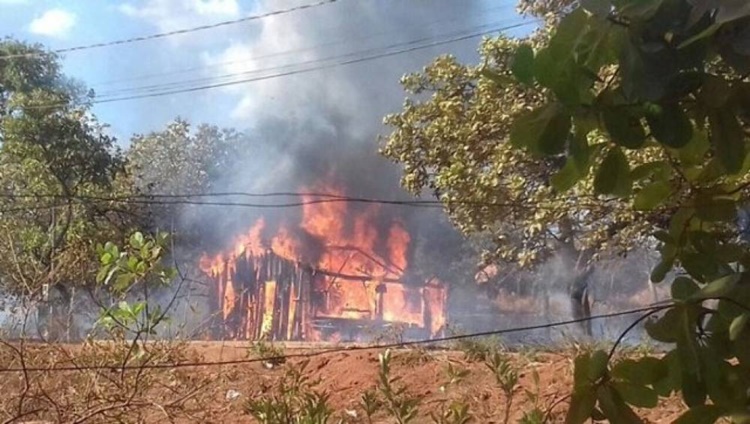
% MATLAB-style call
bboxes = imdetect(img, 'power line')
[0,304,668,373]
[90,4,520,88]
[92,21,537,103]
[93,18,524,98]
[0,192,623,212]
[0,0,339,61]
[19,20,538,110]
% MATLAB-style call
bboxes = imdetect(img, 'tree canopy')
[0,39,134,303]
[385,0,750,421]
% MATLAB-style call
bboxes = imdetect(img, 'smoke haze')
[180,0,523,252]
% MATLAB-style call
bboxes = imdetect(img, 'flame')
[199,180,447,341]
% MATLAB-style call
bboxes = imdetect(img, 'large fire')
[199,181,448,342]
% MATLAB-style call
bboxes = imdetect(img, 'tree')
[125,118,246,244]
[386,0,750,420]
[380,30,666,319]
[0,39,136,337]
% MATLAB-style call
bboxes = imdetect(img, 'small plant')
[376,349,420,424]
[395,345,432,366]
[249,338,286,368]
[519,369,545,424]
[519,408,545,424]
[244,359,333,424]
[359,389,380,424]
[430,401,473,424]
[442,361,470,391]
[485,351,518,424]
[370,322,408,345]
[453,333,504,362]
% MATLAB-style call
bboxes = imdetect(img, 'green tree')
[0,39,135,337]
[386,0,750,421]
[126,118,245,240]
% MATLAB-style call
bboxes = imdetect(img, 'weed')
[442,361,470,390]
[454,334,505,362]
[249,338,286,368]
[376,349,420,424]
[368,322,408,345]
[359,389,381,424]
[430,401,473,424]
[244,359,333,424]
[394,346,433,366]
[519,369,545,424]
[485,350,518,424]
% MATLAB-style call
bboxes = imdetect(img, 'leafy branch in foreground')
[387,0,750,421]
[94,231,176,339]
[502,0,750,420]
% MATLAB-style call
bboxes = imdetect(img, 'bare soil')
[184,342,687,423]
[1,341,687,423]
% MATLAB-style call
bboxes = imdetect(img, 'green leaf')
[596,385,644,424]
[614,0,664,20]
[589,350,609,382]
[612,382,658,408]
[511,45,535,85]
[533,9,596,105]
[673,405,724,424]
[581,0,613,16]
[96,266,110,284]
[653,230,673,244]
[114,273,135,292]
[645,308,680,343]
[700,75,733,109]
[715,0,750,24]
[634,181,672,211]
[693,273,741,300]
[646,104,693,148]
[729,313,749,341]
[678,23,722,49]
[100,251,113,265]
[695,197,736,222]
[708,106,746,174]
[611,358,667,386]
[565,387,597,424]
[510,103,571,156]
[630,161,669,181]
[681,365,707,407]
[672,276,700,300]
[551,157,583,192]
[650,255,674,283]
[480,69,514,87]
[678,128,711,166]
[602,108,647,149]
[594,147,632,197]
[130,231,145,249]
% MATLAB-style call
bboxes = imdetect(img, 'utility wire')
[93,21,537,103]
[18,20,538,110]
[0,304,668,373]
[0,0,339,60]
[0,192,623,213]
[90,3,520,88]
[93,18,525,98]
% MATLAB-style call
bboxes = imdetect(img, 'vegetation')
[385,0,750,421]
[3,0,750,422]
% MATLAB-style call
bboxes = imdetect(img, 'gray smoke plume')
[182,0,521,259]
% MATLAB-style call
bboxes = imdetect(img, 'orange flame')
[199,179,447,341]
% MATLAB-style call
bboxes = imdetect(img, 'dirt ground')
[1,341,688,423]
[182,342,687,423]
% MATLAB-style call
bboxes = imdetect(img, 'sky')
[1,0,532,142]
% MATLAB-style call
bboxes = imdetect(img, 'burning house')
[199,183,448,342]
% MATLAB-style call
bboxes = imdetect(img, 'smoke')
[181,0,513,259]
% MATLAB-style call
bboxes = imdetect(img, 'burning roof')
[199,182,447,342]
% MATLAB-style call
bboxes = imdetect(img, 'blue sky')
[1,0,531,144]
